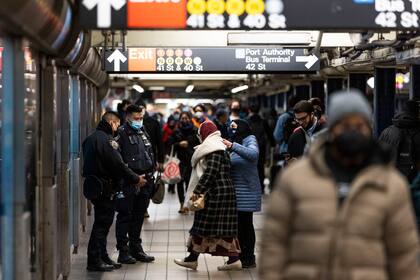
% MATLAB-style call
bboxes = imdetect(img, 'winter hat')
[327,90,372,128]
[199,121,218,141]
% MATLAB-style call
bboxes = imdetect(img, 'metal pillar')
[310,80,326,103]
[1,36,30,280]
[410,65,420,100]
[69,75,81,253]
[38,58,58,280]
[348,73,369,93]
[374,67,396,137]
[294,85,310,101]
[56,68,70,278]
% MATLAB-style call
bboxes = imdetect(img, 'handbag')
[187,193,206,211]
[152,173,165,204]
[161,146,182,185]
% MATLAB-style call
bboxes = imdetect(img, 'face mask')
[130,120,143,130]
[181,121,192,128]
[333,130,372,158]
[173,113,180,121]
[195,111,204,119]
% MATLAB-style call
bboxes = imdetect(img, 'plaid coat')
[191,150,238,238]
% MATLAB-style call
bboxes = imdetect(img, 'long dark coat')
[191,150,238,238]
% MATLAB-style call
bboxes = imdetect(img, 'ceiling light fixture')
[185,84,194,93]
[231,85,249,94]
[148,86,166,91]
[132,84,144,93]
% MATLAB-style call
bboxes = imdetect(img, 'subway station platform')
[69,193,265,280]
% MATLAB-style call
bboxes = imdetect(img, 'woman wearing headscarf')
[170,112,200,213]
[222,119,261,270]
[174,121,240,270]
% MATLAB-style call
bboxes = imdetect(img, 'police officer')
[115,105,156,264]
[82,111,146,272]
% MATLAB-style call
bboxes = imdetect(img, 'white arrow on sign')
[83,0,126,28]
[296,54,319,69]
[107,49,127,72]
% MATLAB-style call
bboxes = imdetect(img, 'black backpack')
[283,112,299,144]
[396,129,420,182]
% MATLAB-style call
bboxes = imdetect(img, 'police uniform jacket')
[117,123,155,175]
[82,120,139,198]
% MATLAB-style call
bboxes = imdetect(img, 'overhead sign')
[79,0,420,30]
[103,47,320,73]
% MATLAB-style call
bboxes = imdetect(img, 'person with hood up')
[222,119,262,270]
[170,112,200,213]
[379,99,420,183]
[260,90,420,280]
[174,121,240,271]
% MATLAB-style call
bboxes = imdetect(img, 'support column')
[39,57,58,280]
[410,65,420,100]
[286,86,294,111]
[69,75,81,253]
[327,78,344,96]
[310,80,325,103]
[1,36,30,280]
[294,85,310,101]
[348,73,369,93]
[374,67,396,137]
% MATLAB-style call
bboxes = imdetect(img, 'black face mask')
[333,130,373,158]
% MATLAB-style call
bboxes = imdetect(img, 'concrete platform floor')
[69,190,266,280]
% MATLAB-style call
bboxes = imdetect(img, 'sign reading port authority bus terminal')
[79,0,420,30]
[104,47,320,73]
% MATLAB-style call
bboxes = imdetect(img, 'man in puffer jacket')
[260,90,420,280]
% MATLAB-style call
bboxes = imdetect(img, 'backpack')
[283,112,299,144]
[396,129,420,182]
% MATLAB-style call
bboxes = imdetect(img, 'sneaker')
[217,260,242,271]
[174,258,198,270]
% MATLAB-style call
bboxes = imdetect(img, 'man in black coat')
[115,105,156,264]
[288,100,325,159]
[247,104,276,193]
[82,112,145,272]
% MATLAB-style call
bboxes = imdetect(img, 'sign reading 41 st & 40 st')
[79,0,420,30]
[104,47,320,73]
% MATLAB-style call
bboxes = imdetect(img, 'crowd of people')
[82,90,420,278]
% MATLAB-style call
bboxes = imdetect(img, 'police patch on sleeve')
[109,140,119,150]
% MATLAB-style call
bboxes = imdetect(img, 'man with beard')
[287,100,325,159]
[260,90,420,280]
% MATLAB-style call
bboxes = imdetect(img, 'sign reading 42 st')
[79,0,420,30]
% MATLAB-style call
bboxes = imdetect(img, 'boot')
[102,255,122,269]
[130,244,155,263]
[117,248,137,264]
[87,260,114,272]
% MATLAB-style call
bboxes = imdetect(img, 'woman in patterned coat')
[174,121,240,271]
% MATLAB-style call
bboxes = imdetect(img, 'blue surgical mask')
[130,120,143,130]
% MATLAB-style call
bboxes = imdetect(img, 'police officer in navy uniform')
[82,111,146,272]
[115,105,156,264]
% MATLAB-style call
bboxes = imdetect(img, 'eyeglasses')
[295,114,309,123]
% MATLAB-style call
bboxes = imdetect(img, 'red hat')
[199,121,218,141]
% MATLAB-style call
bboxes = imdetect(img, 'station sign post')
[103,47,320,73]
[79,0,420,30]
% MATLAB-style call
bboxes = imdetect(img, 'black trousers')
[258,145,266,192]
[87,198,115,264]
[177,166,192,206]
[238,211,256,264]
[115,190,150,250]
